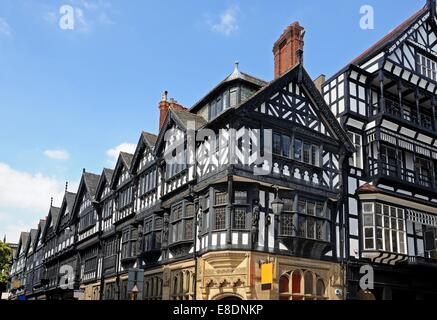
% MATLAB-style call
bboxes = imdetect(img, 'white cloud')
[208,5,240,36]
[44,149,70,160]
[0,163,78,243]
[0,17,12,37]
[106,143,136,167]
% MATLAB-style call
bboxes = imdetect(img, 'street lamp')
[271,188,284,216]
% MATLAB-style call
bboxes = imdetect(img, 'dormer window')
[208,86,242,120]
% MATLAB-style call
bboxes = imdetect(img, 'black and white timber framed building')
[7,0,437,301]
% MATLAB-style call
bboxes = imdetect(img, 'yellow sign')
[261,263,273,287]
[12,279,21,290]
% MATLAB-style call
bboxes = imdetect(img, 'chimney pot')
[158,92,187,129]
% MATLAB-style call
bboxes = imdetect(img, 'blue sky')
[0,0,425,242]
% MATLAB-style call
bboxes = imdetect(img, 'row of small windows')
[79,210,97,232]
[117,186,133,209]
[272,133,321,167]
[279,270,326,300]
[139,169,157,196]
[102,199,113,219]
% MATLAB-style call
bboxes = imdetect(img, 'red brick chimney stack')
[159,91,187,129]
[273,22,305,79]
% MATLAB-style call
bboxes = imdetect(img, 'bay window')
[362,202,407,254]
[121,227,138,260]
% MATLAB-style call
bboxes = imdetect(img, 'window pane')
[215,208,226,230]
[233,208,246,229]
[282,135,291,158]
[294,139,302,160]
[273,133,281,155]
[215,192,227,205]
[303,143,311,163]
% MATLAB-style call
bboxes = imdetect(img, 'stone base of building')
[95,251,344,300]
[196,251,343,300]
[80,281,101,300]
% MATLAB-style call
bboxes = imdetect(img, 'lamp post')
[271,189,284,216]
[271,188,283,252]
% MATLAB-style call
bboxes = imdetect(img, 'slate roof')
[170,107,207,130]
[28,229,38,249]
[17,232,30,258]
[38,219,46,233]
[83,172,101,198]
[120,152,134,170]
[142,131,158,148]
[50,206,61,228]
[103,168,114,182]
[65,192,77,212]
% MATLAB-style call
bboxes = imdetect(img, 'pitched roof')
[65,191,77,212]
[28,229,38,249]
[170,107,207,130]
[38,219,46,233]
[83,172,101,198]
[17,232,30,257]
[142,131,158,148]
[103,168,114,182]
[120,152,134,170]
[50,206,61,228]
[352,5,428,66]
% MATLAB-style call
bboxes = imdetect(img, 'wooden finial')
[65,182,68,192]
[50,197,53,206]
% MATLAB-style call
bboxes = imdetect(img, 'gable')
[111,157,131,188]
[251,70,341,141]
[387,12,437,72]
[228,64,353,151]
[131,134,156,174]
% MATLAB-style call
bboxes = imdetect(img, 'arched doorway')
[214,294,243,301]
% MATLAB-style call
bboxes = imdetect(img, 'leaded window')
[233,208,247,230]
[215,207,226,230]
[170,202,195,243]
[215,192,227,205]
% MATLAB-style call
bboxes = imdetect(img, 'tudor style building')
[8,1,437,301]
[323,0,437,300]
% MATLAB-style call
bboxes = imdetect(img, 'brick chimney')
[159,91,187,129]
[273,22,305,79]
